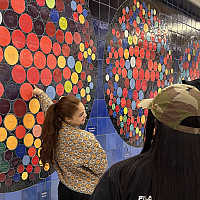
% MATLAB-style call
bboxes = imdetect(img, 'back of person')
[90,84,200,200]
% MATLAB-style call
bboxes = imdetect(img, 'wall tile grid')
[2,0,200,199]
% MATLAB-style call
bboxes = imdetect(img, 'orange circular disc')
[20,83,33,101]
[20,49,33,68]
[40,36,52,54]
[47,54,57,69]
[62,44,70,57]
[0,26,10,46]
[0,0,9,10]
[65,32,73,44]
[27,33,39,52]
[52,42,61,56]
[74,32,81,44]
[11,0,25,14]
[34,51,46,69]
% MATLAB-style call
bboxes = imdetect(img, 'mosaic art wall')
[103,0,200,147]
[0,0,97,193]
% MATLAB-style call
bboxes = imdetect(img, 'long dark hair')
[109,114,200,200]
[40,95,81,165]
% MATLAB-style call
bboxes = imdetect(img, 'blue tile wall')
[2,0,200,199]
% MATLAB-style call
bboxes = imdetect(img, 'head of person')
[40,95,87,165]
[115,84,200,199]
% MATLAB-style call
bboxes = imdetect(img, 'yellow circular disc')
[46,0,55,8]
[120,115,123,121]
[79,43,85,52]
[193,49,196,56]
[86,95,91,102]
[59,17,67,30]
[133,5,136,12]
[171,68,173,73]
[148,4,151,10]
[4,46,19,65]
[142,9,145,15]
[158,63,162,72]
[115,74,119,82]
[79,15,85,24]
[38,147,42,157]
[87,75,91,82]
[34,138,41,148]
[24,133,34,147]
[128,35,132,45]
[29,99,40,114]
[137,2,140,8]
[22,172,28,180]
[75,61,82,73]
[139,131,142,137]
[0,127,7,142]
[158,88,162,93]
[136,127,139,134]
[188,54,191,61]
[153,9,156,15]
[133,35,138,45]
[124,49,129,59]
[4,114,17,131]
[6,136,18,150]
[58,55,66,68]
[91,53,96,61]
[64,81,72,93]
[124,107,128,115]
[71,72,78,84]
[44,163,50,171]
[141,115,146,124]
[169,50,171,55]
[88,48,92,55]
[83,51,88,58]
[80,88,85,97]
[23,113,35,129]
[144,24,148,33]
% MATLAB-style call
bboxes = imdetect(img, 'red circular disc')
[15,125,26,139]
[46,21,55,37]
[34,51,46,69]
[19,14,33,33]
[12,30,25,49]
[12,65,26,84]
[52,42,61,56]
[27,67,40,85]
[62,44,70,57]
[65,32,73,44]
[63,67,71,79]
[36,112,44,124]
[18,165,24,173]
[41,68,52,85]
[27,33,39,52]
[53,68,62,83]
[40,36,52,54]
[20,49,33,68]
[27,164,33,173]
[20,83,33,101]
[34,166,40,174]
[0,0,9,10]
[56,30,64,43]
[13,99,26,117]
[56,83,64,96]
[74,32,81,44]
[28,147,36,157]
[32,156,39,166]
[47,54,57,69]
[0,26,10,46]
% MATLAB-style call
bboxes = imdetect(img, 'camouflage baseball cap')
[138,84,200,134]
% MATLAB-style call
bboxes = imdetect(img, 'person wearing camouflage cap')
[91,84,200,200]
